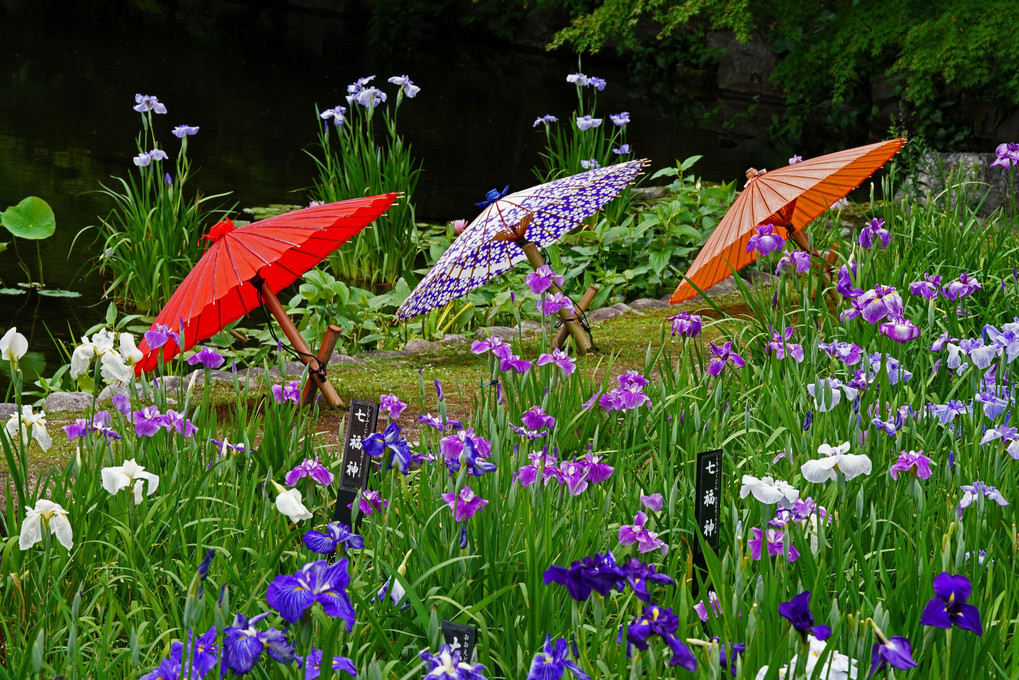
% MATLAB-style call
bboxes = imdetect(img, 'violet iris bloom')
[387,74,420,97]
[618,512,668,555]
[958,481,1009,513]
[717,639,746,677]
[266,559,355,629]
[471,336,514,361]
[515,449,558,487]
[441,485,488,521]
[526,265,564,295]
[942,272,982,301]
[708,341,746,376]
[580,159,600,170]
[172,124,199,138]
[350,489,387,515]
[303,522,364,554]
[776,250,811,274]
[419,645,487,680]
[919,573,983,635]
[879,316,921,343]
[836,263,863,299]
[272,380,301,405]
[857,285,904,324]
[668,311,702,337]
[538,292,574,316]
[500,355,532,374]
[778,591,831,641]
[140,626,219,680]
[543,552,625,601]
[991,142,1019,169]
[475,186,509,208]
[788,154,803,164]
[868,636,918,678]
[527,635,591,680]
[746,224,786,257]
[133,406,165,437]
[858,217,891,248]
[818,340,863,365]
[575,115,602,131]
[379,393,407,419]
[888,450,933,480]
[974,392,1009,419]
[621,558,674,603]
[979,425,1019,458]
[640,493,664,512]
[694,591,721,622]
[363,422,414,474]
[588,76,607,90]
[909,273,942,299]
[299,648,358,679]
[930,400,971,424]
[444,436,497,477]
[533,114,559,127]
[186,346,225,369]
[566,73,590,86]
[285,457,334,486]
[748,527,799,562]
[537,348,576,376]
[766,326,805,362]
[622,603,697,671]
[521,406,556,430]
[134,149,169,167]
[320,105,347,127]
[613,144,631,155]
[133,93,167,114]
[144,323,180,350]
[163,409,197,437]
[64,411,121,441]
[610,111,630,126]
[223,612,296,674]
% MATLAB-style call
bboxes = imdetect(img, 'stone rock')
[904,151,1019,217]
[631,186,669,202]
[588,306,625,323]
[328,353,366,366]
[404,338,440,354]
[44,392,95,412]
[520,320,543,333]
[630,297,668,310]
[475,326,522,342]
[612,302,643,316]
[0,403,19,420]
[709,31,784,99]
[441,334,469,346]
[239,367,267,381]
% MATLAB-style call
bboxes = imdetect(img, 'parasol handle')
[519,242,593,355]
[258,280,343,407]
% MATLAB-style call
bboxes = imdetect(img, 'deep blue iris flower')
[919,572,983,635]
[868,636,918,678]
[140,626,218,680]
[303,522,365,555]
[778,591,831,641]
[223,612,296,675]
[446,437,497,477]
[299,647,358,679]
[620,558,674,603]
[475,185,509,208]
[526,635,590,680]
[543,552,625,601]
[266,559,356,631]
[620,603,697,671]
[715,639,746,677]
[363,422,413,474]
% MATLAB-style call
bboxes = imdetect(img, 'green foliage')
[85,108,230,316]
[307,81,423,288]
[1,197,55,240]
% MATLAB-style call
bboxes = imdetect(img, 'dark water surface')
[0,0,782,389]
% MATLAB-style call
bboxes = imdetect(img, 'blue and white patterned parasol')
[396,159,647,320]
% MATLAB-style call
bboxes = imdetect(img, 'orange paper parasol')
[669,138,906,304]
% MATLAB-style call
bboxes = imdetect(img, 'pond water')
[0,0,790,394]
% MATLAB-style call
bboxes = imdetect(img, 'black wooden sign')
[334,399,379,527]
[441,620,478,663]
[693,449,722,558]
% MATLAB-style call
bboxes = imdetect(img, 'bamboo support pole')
[554,284,598,349]
[301,325,342,406]
[519,242,592,355]
[259,281,343,407]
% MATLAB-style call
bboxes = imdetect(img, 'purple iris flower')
[612,144,632,155]
[868,636,918,678]
[298,648,357,679]
[986,323,1019,362]
[172,124,199,138]
[521,406,556,430]
[354,86,387,108]
[435,379,444,401]
[112,393,131,416]
[942,272,982,301]
[500,355,533,374]
[621,603,697,671]
[836,263,863,299]
[187,346,225,369]
[766,326,805,362]
[285,457,335,486]
[303,522,364,555]
[889,450,933,480]
[133,93,167,114]
[857,285,904,324]
[566,72,589,86]
[527,635,591,680]
[475,186,509,208]
[471,335,514,361]
[974,391,1009,419]
[266,559,355,629]
[543,552,625,601]
[716,639,746,677]
[869,352,913,385]
[991,142,1019,169]
[379,393,407,419]
[694,591,721,622]
[444,436,497,477]
[745,224,786,257]
[441,485,488,521]
[610,111,630,126]
[909,273,942,299]
[668,311,702,338]
[708,341,746,377]
[223,612,296,674]
[537,348,576,376]
[748,527,799,562]
[133,148,169,167]
[64,411,122,441]
[778,591,831,641]
[163,409,197,437]
[515,449,558,487]
[145,323,180,350]
[958,481,1009,514]
[879,316,921,343]
[364,422,414,474]
[858,217,891,248]
[618,511,668,555]
[818,340,863,365]
[320,105,347,127]
[526,265,565,295]
[620,558,674,603]
[919,573,983,635]
[588,76,607,90]
[140,626,219,680]
[133,406,165,437]
[349,489,387,515]
[575,115,603,131]
[533,114,559,127]
[440,428,491,464]
[640,493,664,512]
[776,250,811,274]
[419,645,487,680]
[930,400,971,424]
[580,159,600,170]
[272,380,301,405]
[387,74,420,97]
[788,154,803,164]
[538,292,574,316]
[980,424,1019,458]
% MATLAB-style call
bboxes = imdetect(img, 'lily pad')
[38,288,82,298]
[1,197,56,240]
[0,288,27,296]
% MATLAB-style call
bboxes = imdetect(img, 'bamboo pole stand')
[519,242,592,355]
[553,284,598,350]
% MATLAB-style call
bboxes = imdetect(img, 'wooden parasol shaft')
[520,242,592,355]
[554,284,598,349]
[301,325,342,406]
[258,281,343,407]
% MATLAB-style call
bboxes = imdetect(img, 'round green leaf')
[1,197,56,240]
[0,288,26,296]
[38,288,82,298]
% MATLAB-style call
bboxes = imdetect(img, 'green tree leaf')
[0,197,56,240]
